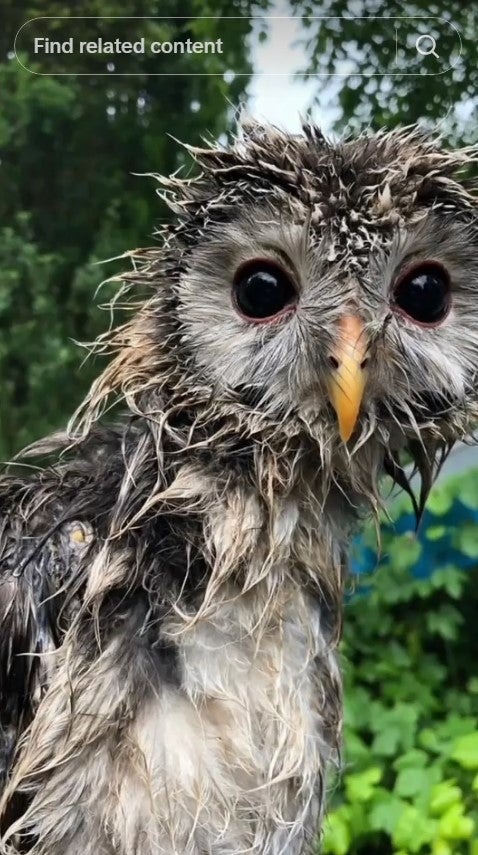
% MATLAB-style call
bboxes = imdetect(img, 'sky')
[247,14,339,134]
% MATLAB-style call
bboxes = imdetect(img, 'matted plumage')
[1,120,478,854]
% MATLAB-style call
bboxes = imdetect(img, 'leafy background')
[326,472,478,855]
[1,1,477,853]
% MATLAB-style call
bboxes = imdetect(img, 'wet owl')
[0,120,477,855]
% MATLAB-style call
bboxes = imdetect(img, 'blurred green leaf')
[450,734,478,771]
[438,803,475,841]
[453,523,478,559]
[345,767,382,803]
[429,781,462,816]
[322,809,351,855]
[393,806,437,852]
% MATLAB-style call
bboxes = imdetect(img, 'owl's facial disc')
[326,315,369,442]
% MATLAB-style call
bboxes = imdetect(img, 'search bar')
[14,16,461,76]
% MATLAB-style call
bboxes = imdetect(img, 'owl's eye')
[393,262,451,325]
[233,260,297,321]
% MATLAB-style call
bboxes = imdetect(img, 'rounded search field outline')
[14,15,462,77]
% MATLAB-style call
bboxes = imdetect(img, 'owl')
[0,120,477,855]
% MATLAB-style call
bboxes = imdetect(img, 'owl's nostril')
[327,354,369,372]
[328,355,340,370]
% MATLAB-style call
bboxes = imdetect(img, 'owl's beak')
[326,315,368,442]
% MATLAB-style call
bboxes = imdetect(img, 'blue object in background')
[351,499,478,579]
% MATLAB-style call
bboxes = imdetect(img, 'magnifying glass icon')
[415,34,439,59]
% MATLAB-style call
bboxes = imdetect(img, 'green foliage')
[0,0,268,458]
[321,470,478,855]
[0,210,118,453]
[290,0,478,144]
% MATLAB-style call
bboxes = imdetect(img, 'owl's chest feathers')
[135,580,341,852]
[127,490,345,851]
[140,484,341,824]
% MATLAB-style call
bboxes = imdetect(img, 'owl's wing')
[0,479,93,795]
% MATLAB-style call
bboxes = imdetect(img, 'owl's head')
[76,120,478,512]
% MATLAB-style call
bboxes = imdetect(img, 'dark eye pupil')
[234,262,296,320]
[394,264,450,324]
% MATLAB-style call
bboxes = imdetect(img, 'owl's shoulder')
[0,425,128,790]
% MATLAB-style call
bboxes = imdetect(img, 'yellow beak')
[327,315,368,442]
